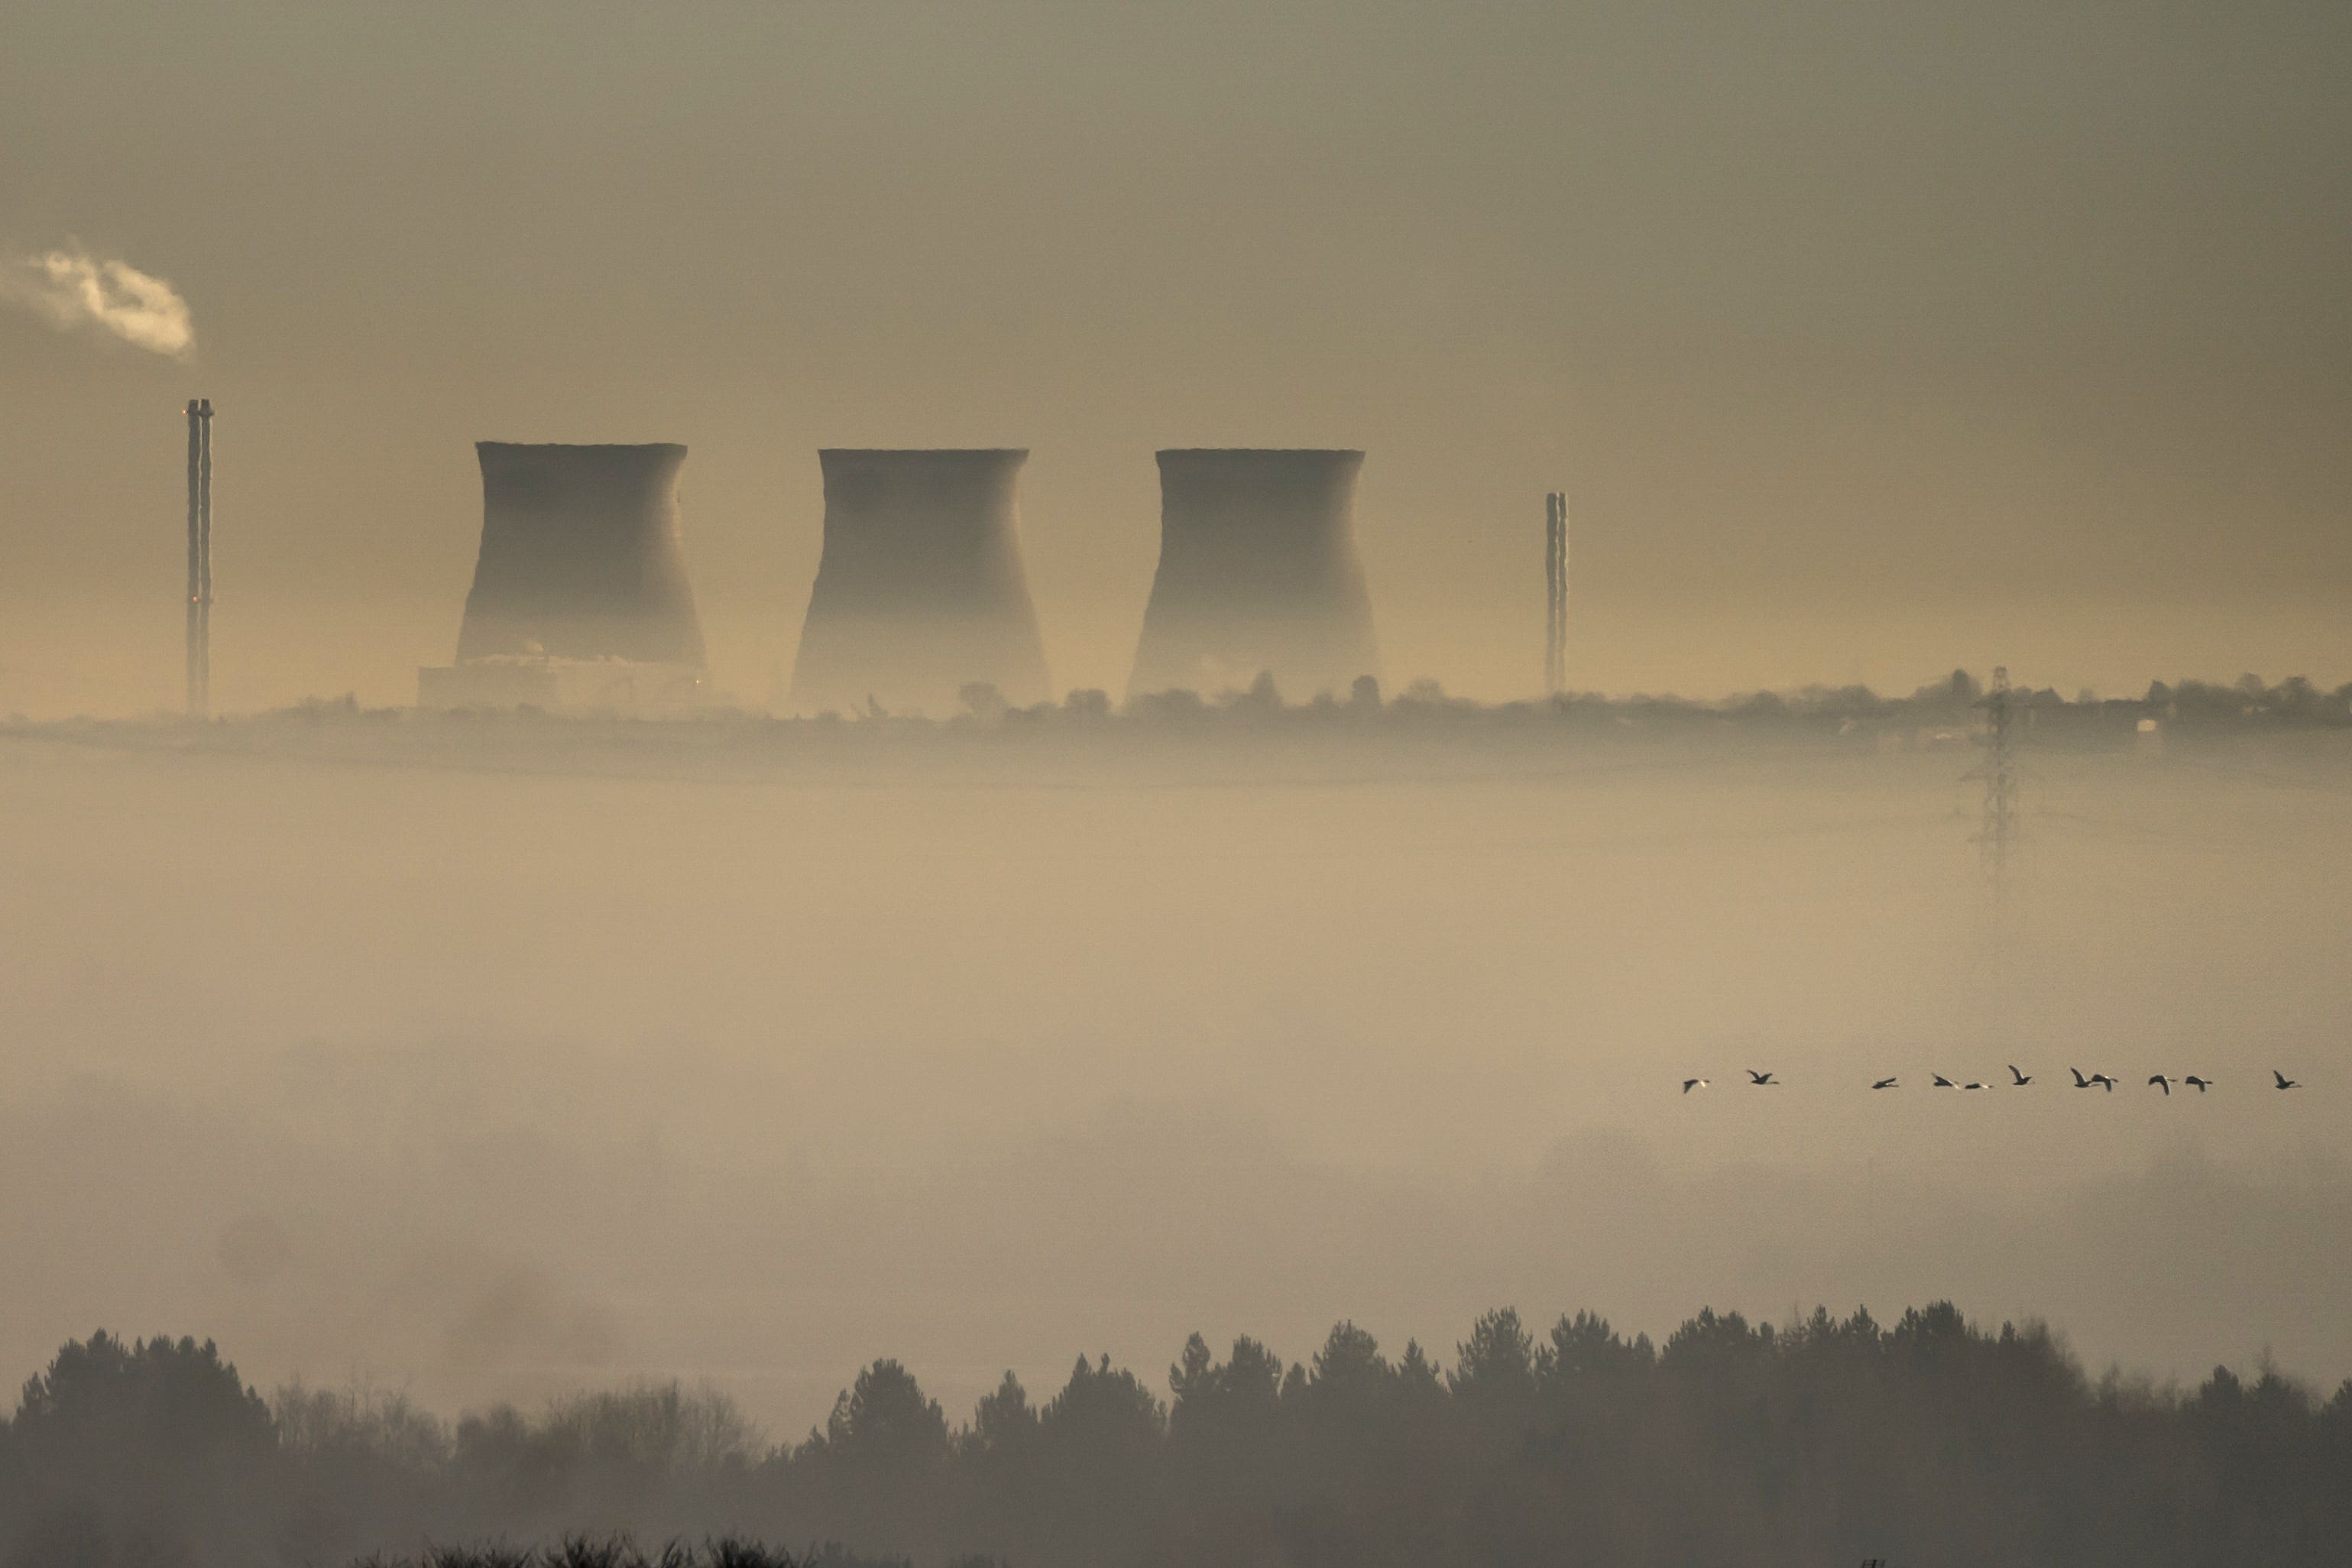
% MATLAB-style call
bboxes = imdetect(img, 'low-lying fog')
[2,722,2345,1437]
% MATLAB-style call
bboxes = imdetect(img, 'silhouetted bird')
[2274,1070,2302,1090]
[2185,1075,2212,1093]
[1963,1081,1988,1090]
[1747,1070,1778,1086]
[1682,1077,1709,1094]
[1871,1077,1899,1090]
[1932,1074,1956,1088]
[2069,1067,2091,1088]
[2009,1064,2033,1086]
[2150,1074,2174,1096]
[2090,1073,2117,1092]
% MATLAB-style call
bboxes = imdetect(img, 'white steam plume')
[2,245,194,358]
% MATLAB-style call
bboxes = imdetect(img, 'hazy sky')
[3,0,2348,713]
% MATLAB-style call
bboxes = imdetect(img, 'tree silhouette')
[5,1333,275,1566]
[817,1362,947,1473]
[1449,1308,1538,1404]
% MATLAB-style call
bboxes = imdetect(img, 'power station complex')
[418,443,1398,717]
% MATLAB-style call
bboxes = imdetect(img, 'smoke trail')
[2,245,194,358]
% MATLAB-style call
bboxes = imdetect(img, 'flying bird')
[1871,1077,1899,1090]
[2090,1073,2117,1092]
[2274,1071,2302,1090]
[1932,1074,1956,1088]
[1963,1081,1988,1090]
[2008,1065,2033,1086]
[1747,1070,1778,1087]
[2150,1074,2174,1096]
[1682,1077,1709,1094]
[2185,1076,2212,1093]
[2069,1067,2091,1088]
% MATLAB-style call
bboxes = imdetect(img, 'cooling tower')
[1127,449,1379,700]
[788,449,1051,714]
[455,442,706,666]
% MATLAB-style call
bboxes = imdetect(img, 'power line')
[1974,666,2019,899]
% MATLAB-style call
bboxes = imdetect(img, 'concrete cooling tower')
[788,449,1051,714]
[455,442,706,667]
[1127,449,1380,700]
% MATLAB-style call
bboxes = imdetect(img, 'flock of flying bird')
[1682,1067,2308,1094]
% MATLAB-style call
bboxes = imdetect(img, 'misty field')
[2,696,2348,1564]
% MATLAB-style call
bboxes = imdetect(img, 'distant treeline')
[514,668,2352,729]
[1011,669,2352,735]
[3,1304,2347,1568]
[15,668,2350,742]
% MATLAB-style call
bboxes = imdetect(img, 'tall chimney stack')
[1544,491,1566,698]
[1128,449,1378,701]
[184,398,212,719]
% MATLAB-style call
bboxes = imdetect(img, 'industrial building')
[1127,449,1380,700]
[787,448,1051,715]
[419,442,707,714]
